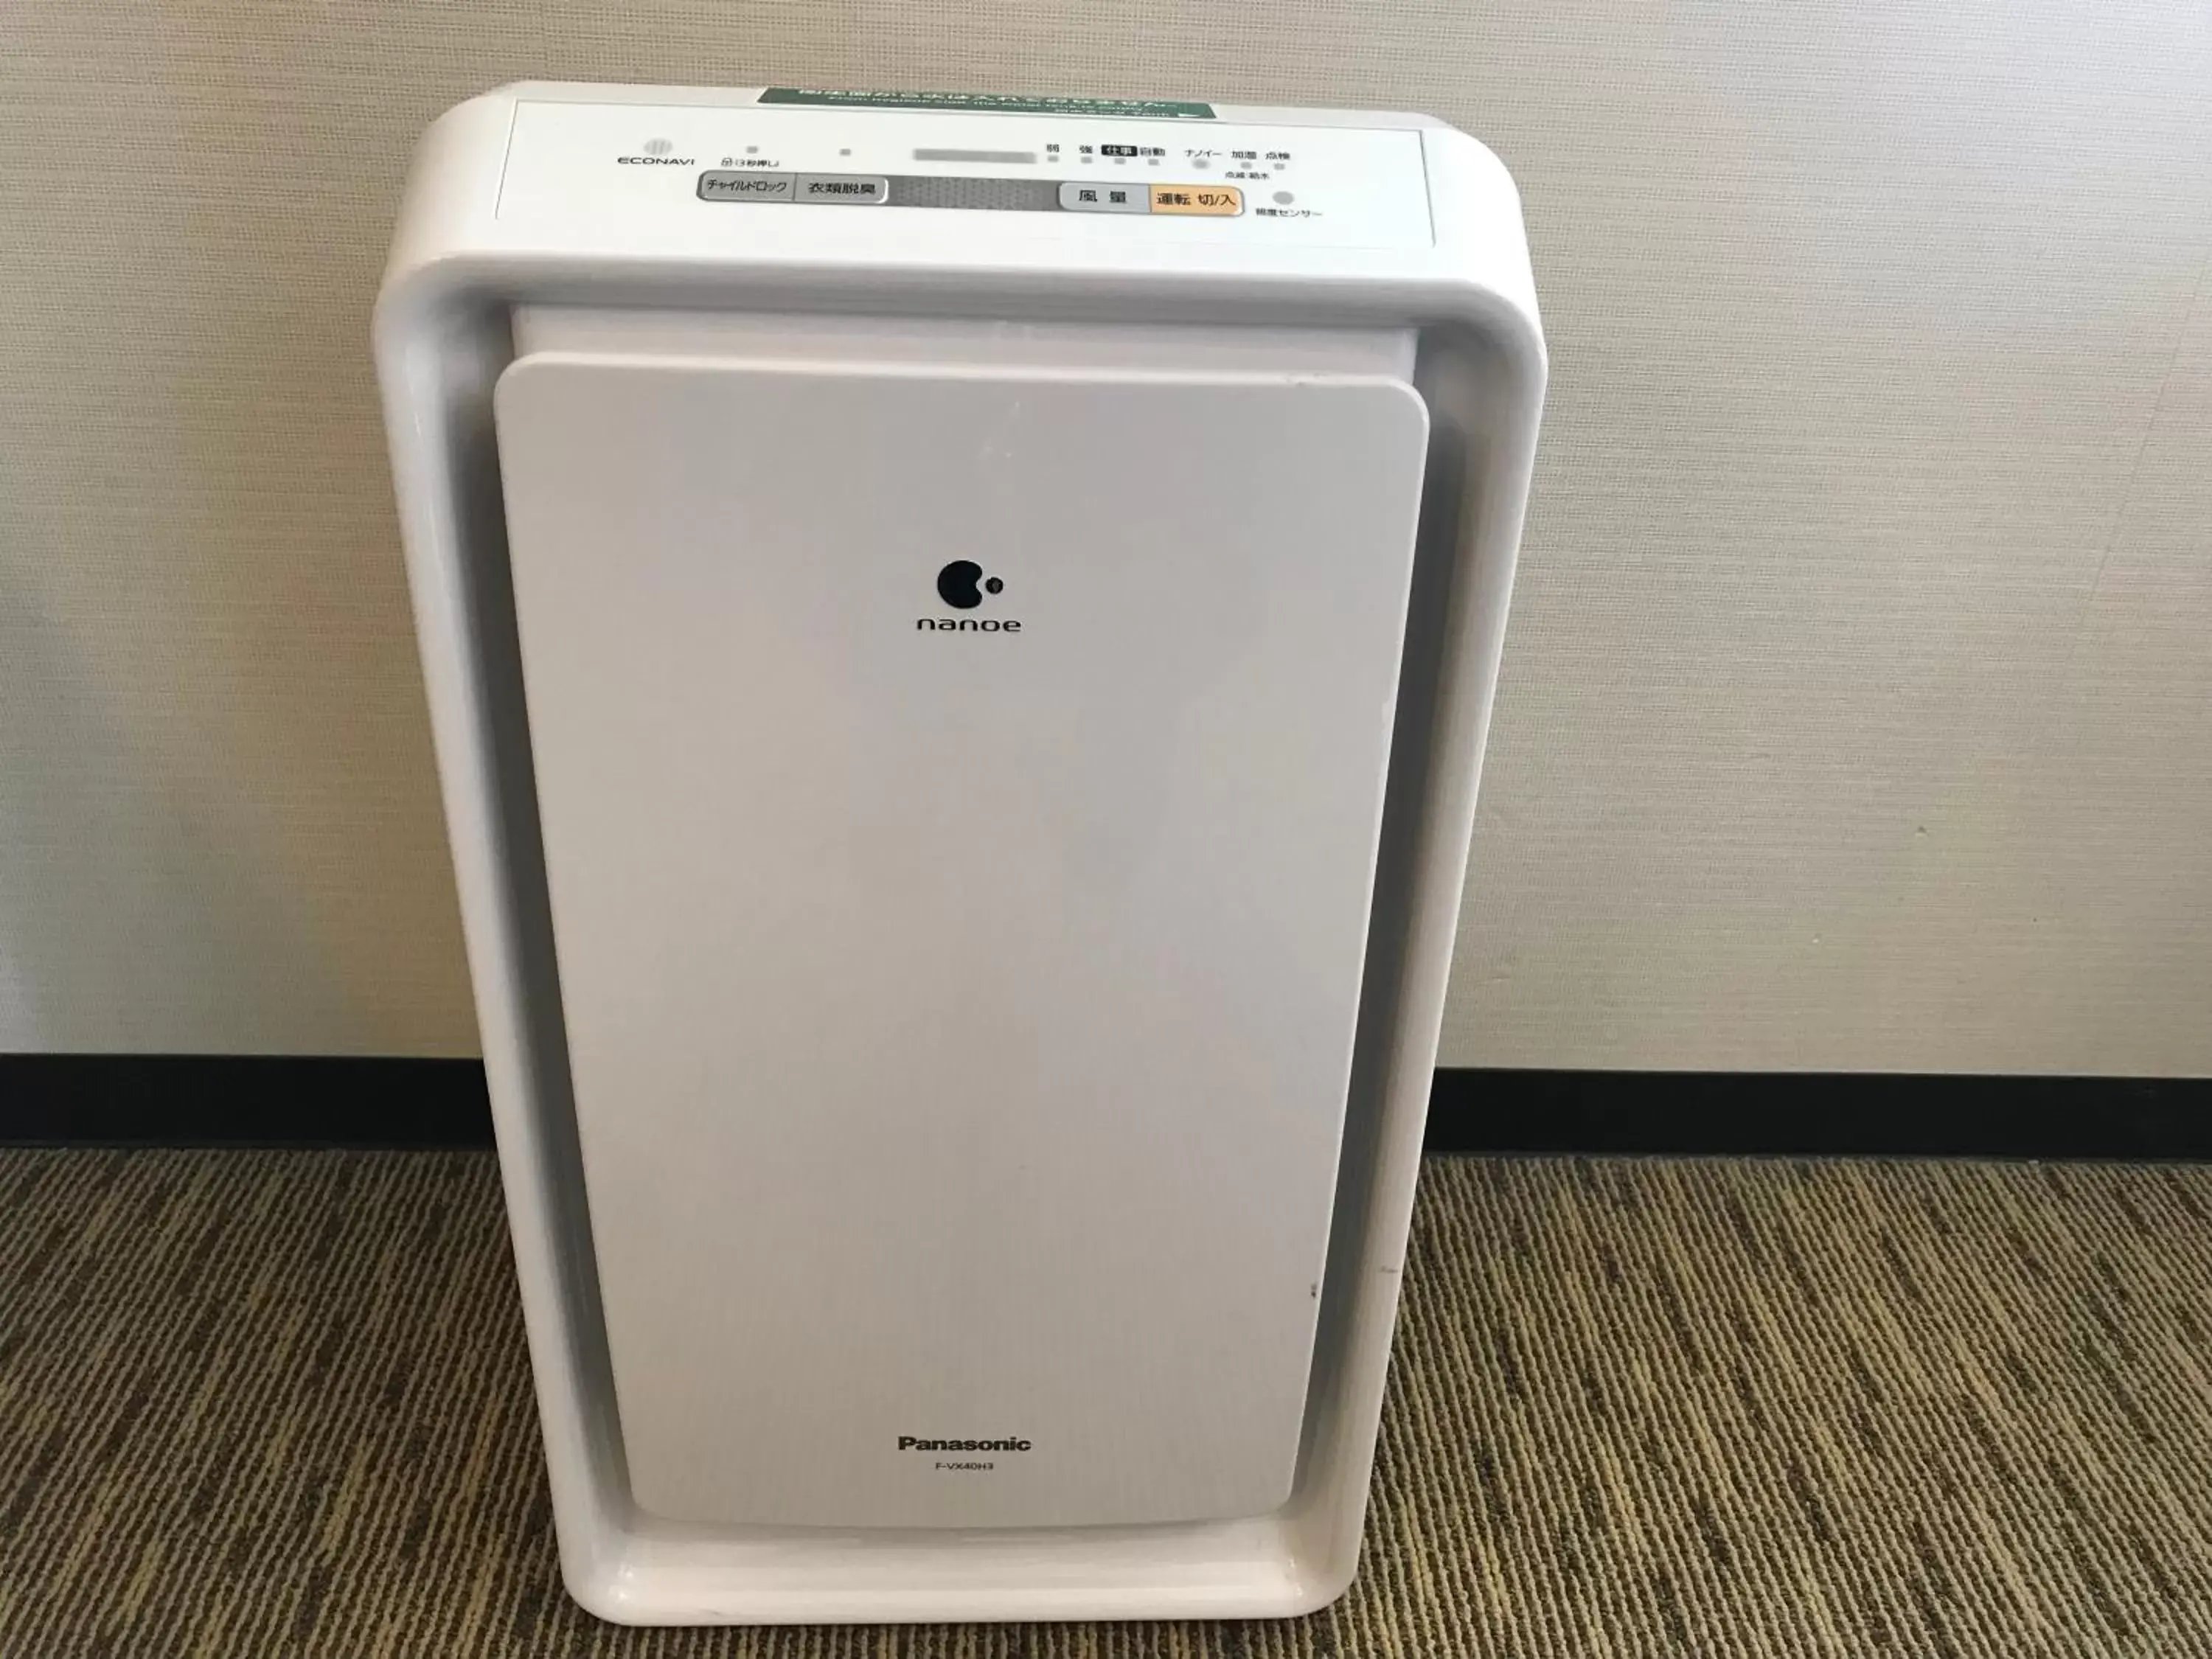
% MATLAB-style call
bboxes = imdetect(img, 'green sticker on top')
[761,88,1215,119]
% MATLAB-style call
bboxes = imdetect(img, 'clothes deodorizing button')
[1058,181,1150,213]
[697,171,795,202]
[795,174,888,204]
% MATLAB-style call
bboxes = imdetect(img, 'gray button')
[1058,181,1150,214]
[697,171,794,203]
[795,174,888,204]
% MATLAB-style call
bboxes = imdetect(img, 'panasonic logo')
[897,1436,1033,1452]
[617,155,695,165]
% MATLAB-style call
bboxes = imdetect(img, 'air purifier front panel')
[492,344,1430,1529]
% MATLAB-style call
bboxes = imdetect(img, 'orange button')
[1150,184,1242,216]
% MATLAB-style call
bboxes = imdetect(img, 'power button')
[1150,185,1242,216]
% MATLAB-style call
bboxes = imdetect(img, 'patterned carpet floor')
[3,1150,2211,1656]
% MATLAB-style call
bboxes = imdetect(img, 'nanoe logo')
[897,1436,1033,1453]
[919,560,1020,633]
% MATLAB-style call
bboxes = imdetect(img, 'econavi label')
[760,87,1216,119]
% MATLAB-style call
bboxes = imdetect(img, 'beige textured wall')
[3,4,2208,1070]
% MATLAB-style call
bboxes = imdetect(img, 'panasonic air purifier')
[376,82,1545,1625]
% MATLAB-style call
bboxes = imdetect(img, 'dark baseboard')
[1,1056,2206,1159]
[0,1055,495,1148]
[1424,1068,2212,1160]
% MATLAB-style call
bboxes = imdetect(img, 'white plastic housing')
[376,82,1544,1626]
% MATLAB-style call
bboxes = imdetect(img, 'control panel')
[497,98,1435,250]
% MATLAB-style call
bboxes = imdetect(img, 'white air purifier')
[376,82,1543,1626]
